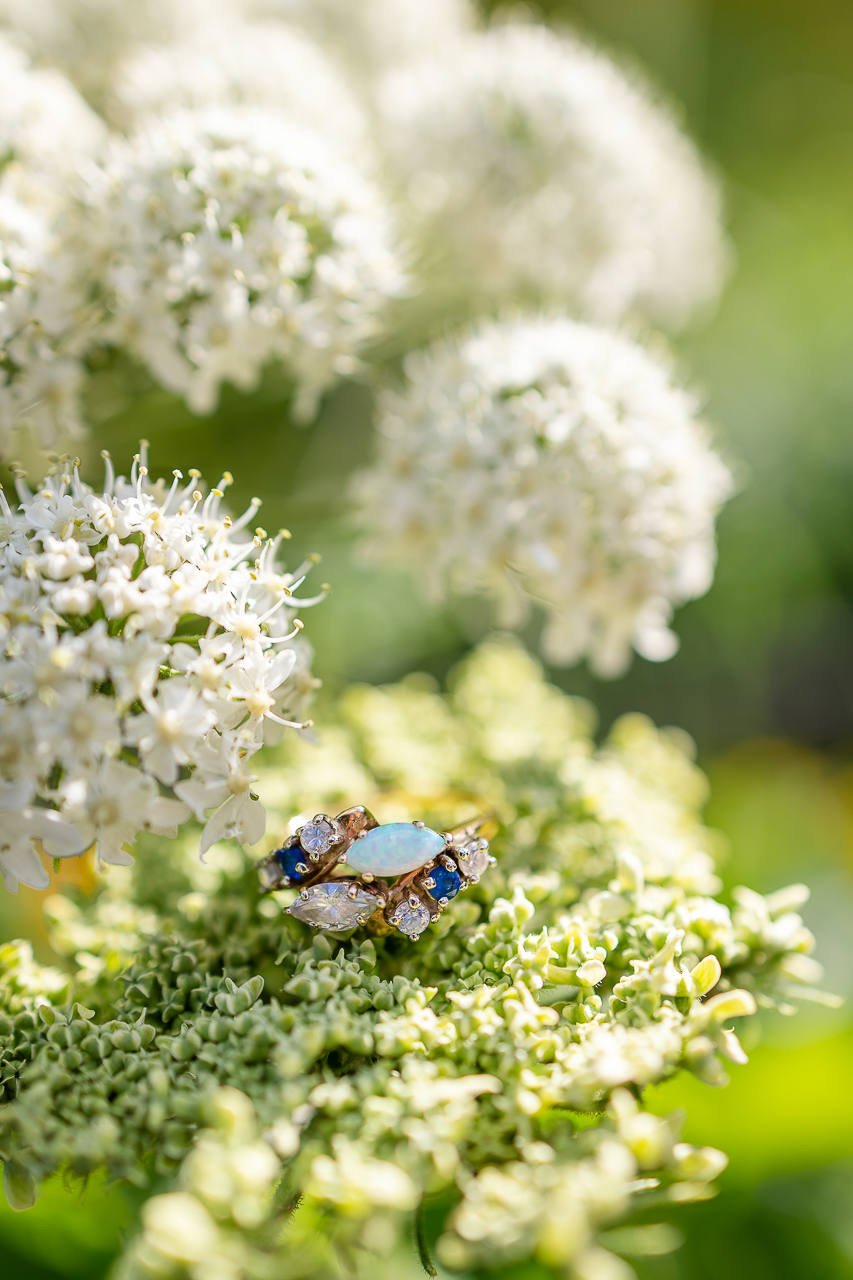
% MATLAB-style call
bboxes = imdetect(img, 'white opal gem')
[286,882,379,930]
[346,823,445,876]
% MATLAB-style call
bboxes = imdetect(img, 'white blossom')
[377,23,728,330]
[245,0,473,89]
[108,15,368,150]
[0,36,104,452]
[72,106,405,419]
[0,780,81,892]
[0,31,105,181]
[124,680,216,786]
[355,317,732,677]
[0,0,208,109]
[0,447,320,887]
[175,730,266,857]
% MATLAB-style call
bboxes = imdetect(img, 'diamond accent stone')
[257,857,283,892]
[299,816,337,858]
[287,882,380,930]
[392,898,431,939]
[459,840,492,880]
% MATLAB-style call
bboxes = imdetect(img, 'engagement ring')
[257,806,495,940]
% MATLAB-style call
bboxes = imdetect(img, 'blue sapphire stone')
[425,863,461,903]
[273,842,309,884]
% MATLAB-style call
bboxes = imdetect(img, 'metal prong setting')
[261,807,493,943]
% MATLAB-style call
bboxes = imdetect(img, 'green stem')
[415,1201,437,1278]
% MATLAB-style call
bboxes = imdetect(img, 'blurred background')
[3,0,853,1276]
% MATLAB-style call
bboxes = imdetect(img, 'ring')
[257,807,495,940]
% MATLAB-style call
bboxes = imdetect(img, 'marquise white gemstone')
[347,823,445,876]
[286,882,379,930]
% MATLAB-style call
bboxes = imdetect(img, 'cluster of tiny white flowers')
[71,106,405,420]
[0,13,405,448]
[0,34,106,452]
[0,447,320,892]
[107,14,368,148]
[0,32,104,181]
[0,0,205,109]
[355,318,732,677]
[377,22,728,329]
[246,0,474,89]
[0,187,85,452]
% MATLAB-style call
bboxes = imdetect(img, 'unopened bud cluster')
[0,641,830,1279]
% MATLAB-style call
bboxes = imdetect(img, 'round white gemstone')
[287,882,379,930]
[392,899,431,939]
[460,841,491,879]
[299,817,337,857]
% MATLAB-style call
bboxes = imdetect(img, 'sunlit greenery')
[2,1,853,1277]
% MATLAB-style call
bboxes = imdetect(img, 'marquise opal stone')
[347,823,445,876]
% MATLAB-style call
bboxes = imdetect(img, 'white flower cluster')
[439,1087,723,1272]
[0,33,106,452]
[0,188,84,452]
[0,11,405,449]
[0,448,319,892]
[71,107,404,420]
[0,0,199,108]
[247,0,474,88]
[378,22,727,329]
[115,1089,282,1280]
[356,318,732,676]
[106,14,368,148]
[114,1086,716,1280]
[0,31,104,179]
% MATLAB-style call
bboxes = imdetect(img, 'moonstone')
[346,823,445,876]
[286,882,380,930]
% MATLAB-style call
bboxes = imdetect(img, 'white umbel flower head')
[75,106,405,419]
[377,23,727,330]
[0,37,103,452]
[247,0,473,88]
[355,317,732,677]
[0,31,105,183]
[0,188,86,453]
[0,446,321,890]
[108,16,368,149]
[0,0,206,109]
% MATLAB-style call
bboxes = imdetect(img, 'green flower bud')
[702,990,757,1022]
[690,956,722,996]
